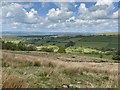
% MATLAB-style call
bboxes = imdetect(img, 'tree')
[99,54,103,58]
[101,47,105,52]
[112,50,120,60]
[57,47,66,53]
[2,41,36,51]
[27,45,36,51]
[65,41,75,48]
[116,50,120,55]
[112,55,120,60]
[18,42,26,51]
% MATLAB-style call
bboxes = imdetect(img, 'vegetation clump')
[2,41,36,51]
[112,50,120,60]
[2,74,27,88]
[57,47,66,53]
[65,41,75,48]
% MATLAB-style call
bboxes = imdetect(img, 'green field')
[2,34,119,49]
[19,35,119,50]
[2,34,119,60]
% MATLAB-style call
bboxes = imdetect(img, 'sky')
[1,0,120,33]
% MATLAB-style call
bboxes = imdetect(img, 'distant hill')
[98,32,119,35]
[2,31,95,35]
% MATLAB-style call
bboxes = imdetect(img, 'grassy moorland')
[1,34,120,88]
[2,51,119,88]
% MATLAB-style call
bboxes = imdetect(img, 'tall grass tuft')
[2,74,28,88]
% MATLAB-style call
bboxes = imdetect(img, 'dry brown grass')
[2,52,118,75]
[2,74,28,88]
[2,51,119,88]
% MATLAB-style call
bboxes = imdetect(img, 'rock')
[24,72,27,75]
[77,81,81,84]
[69,84,73,88]
[62,84,69,88]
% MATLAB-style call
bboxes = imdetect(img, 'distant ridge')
[98,32,119,35]
[2,31,95,35]
[2,31,119,36]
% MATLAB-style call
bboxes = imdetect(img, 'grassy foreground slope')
[2,51,118,88]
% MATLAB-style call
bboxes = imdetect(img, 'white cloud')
[47,24,57,29]
[2,3,40,24]
[22,3,33,8]
[90,9,108,19]
[1,2,119,33]
[0,2,2,28]
[66,16,75,22]
[113,9,120,19]
[79,3,88,14]
[96,0,113,5]
[78,0,115,20]
[53,2,75,11]
[47,7,73,22]
[25,8,40,24]
[1,2,46,32]
[113,11,118,18]
[26,9,37,18]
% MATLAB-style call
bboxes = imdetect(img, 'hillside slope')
[2,51,119,88]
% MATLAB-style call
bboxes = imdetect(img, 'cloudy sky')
[1,0,120,33]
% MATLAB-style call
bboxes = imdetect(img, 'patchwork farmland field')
[2,34,119,49]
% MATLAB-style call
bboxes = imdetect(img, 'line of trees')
[2,41,36,51]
